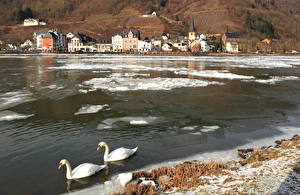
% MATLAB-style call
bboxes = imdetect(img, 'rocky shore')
[121,135,300,195]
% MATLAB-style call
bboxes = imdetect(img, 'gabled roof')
[73,33,96,43]
[43,32,57,39]
[98,37,112,44]
[34,30,49,35]
[225,32,244,39]
[122,29,140,38]
[113,32,122,36]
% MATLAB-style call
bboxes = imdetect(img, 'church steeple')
[189,17,195,32]
[188,16,196,42]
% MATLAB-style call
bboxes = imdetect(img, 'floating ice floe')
[200,125,220,133]
[189,125,220,135]
[129,120,149,125]
[74,104,109,115]
[0,90,35,111]
[83,77,223,92]
[110,72,150,78]
[43,84,65,90]
[252,76,299,84]
[0,110,34,121]
[175,70,254,80]
[181,126,198,131]
[51,62,186,73]
[97,116,161,129]
[191,56,299,69]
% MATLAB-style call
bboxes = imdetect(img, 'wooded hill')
[0,0,299,45]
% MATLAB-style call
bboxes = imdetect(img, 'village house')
[41,32,57,52]
[122,29,140,52]
[33,30,67,53]
[168,36,188,52]
[20,40,34,51]
[257,38,283,53]
[53,31,67,52]
[138,39,152,53]
[226,41,239,53]
[5,44,18,51]
[112,33,123,52]
[68,33,96,53]
[24,18,46,26]
[33,30,49,50]
[66,32,75,39]
[162,33,169,41]
[162,43,173,52]
[222,32,245,53]
[190,39,211,53]
[95,37,112,53]
[150,36,162,51]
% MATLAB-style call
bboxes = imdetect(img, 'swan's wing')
[108,147,138,161]
[72,163,105,179]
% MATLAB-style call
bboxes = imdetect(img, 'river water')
[0,55,299,195]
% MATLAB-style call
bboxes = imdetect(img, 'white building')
[33,30,48,50]
[226,41,239,53]
[95,38,112,53]
[162,43,173,52]
[173,42,188,52]
[112,34,123,52]
[66,32,75,39]
[24,18,46,26]
[162,33,169,41]
[20,40,34,50]
[68,33,96,53]
[138,40,152,52]
[200,40,211,52]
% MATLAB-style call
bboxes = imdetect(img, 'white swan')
[58,159,106,179]
[97,141,138,162]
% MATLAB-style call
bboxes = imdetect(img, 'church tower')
[188,17,196,42]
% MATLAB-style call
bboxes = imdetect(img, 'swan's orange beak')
[97,146,102,151]
[58,163,62,169]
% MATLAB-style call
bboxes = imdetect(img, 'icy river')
[0,55,300,195]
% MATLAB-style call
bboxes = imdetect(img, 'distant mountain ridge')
[0,0,299,43]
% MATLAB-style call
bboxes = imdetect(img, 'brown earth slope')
[0,0,299,44]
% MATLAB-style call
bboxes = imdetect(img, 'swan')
[97,141,138,162]
[58,159,106,179]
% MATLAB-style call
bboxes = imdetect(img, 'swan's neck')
[65,161,73,179]
[103,143,110,161]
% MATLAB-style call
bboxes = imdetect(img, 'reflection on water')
[66,167,110,193]
[0,55,299,195]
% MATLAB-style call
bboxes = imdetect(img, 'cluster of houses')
[28,18,219,54]
[1,17,294,54]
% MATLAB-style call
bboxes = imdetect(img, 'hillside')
[0,0,299,45]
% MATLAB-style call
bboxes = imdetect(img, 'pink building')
[122,29,140,52]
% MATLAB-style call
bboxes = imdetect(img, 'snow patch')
[74,104,109,115]
[252,76,299,84]
[97,116,161,129]
[0,90,35,111]
[175,70,254,80]
[83,77,223,92]
[0,110,34,121]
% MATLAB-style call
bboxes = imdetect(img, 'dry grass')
[126,134,300,194]
[131,161,229,192]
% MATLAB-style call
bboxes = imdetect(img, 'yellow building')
[188,17,196,42]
